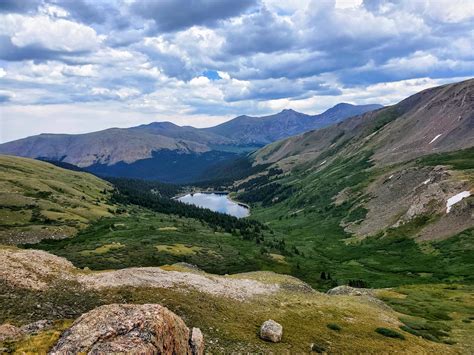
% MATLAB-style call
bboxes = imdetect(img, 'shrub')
[348,279,369,288]
[310,343,326,353]
[327,323,341,331]
[375,327,405,340]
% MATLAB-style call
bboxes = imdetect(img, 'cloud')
[0,0,473,142]
[132,0,257,32]
[222,6,295,55]
[52,0,111,24]
[10,15,100,52]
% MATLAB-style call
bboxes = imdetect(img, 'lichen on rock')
[49,304,204,355]
[260,319,283,343]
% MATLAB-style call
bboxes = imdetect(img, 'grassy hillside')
[240,148,474,289]
[30,207,283,275]
[0,155,114,244]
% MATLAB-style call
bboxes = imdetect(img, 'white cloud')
[8,15,100,52]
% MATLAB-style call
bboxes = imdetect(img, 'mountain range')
[0,103,381,182]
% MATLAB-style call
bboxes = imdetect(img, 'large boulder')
[260,319,283,343]
[50,304,204,355]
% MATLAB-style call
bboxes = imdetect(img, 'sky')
[0,0,473,143]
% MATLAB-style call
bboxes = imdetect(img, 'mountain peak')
[143,121,179,128]
[332,103,354,108]
[280,108,297,114]
[319,102,383,117]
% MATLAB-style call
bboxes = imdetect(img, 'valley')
[0,79,473,353]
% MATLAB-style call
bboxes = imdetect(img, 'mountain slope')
[0,155,114,244]
[205,103,382,145]
[1,247,464,354]
[228,78,473,286]
[254,79,473,166]
[0,128,210,168]
[129,121,234,146]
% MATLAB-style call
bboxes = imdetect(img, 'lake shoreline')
[175,191,250,217]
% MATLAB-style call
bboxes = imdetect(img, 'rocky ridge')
[0,247,279,300]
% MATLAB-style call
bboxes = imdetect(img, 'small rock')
[0,324,23,342]
[190,327,204,355]
[260,319,283,343]
[20,320,54,335]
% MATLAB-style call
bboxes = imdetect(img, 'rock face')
[50,304,204,355]
[260,319,283,343]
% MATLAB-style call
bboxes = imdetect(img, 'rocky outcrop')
[0,324,23,342]
[327,286,391,310]
[0,248,75,290]
[21,320,54,335]
[0,320,54,342]
[1,248,279,301]
[326,286,374,296]
[260,319,283,343]
[50,304,203,355]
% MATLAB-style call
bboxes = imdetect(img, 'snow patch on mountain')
[446,191,471,213]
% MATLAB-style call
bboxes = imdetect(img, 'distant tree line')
[106,177,181,199]
[238,183,294,206]
[192,156,271,189]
